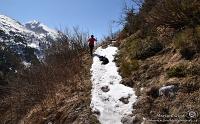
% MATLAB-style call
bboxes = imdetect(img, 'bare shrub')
[0,28,89,123]
[148,0,200,30]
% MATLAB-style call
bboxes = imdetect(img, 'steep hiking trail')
[90,45,137,124]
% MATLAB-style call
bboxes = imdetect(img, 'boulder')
[159,85,178,97]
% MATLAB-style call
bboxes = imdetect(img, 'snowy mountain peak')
[0,14,34,34]
[27,20,40,24]
[25,20,59,40]
[0,14,62,61]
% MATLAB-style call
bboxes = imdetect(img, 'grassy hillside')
[116,0,200,123]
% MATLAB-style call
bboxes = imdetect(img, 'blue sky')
[0,0,133,39]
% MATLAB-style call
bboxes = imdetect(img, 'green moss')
[173,27,200,59]
[118,35,163,77]
[188,64,200,76]
[173,27,200,49]
[120,58,139,77]
[173,28,194,49]
[167,65,187,78]
[123,36,163,60]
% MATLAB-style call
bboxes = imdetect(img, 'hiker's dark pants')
[89,44,94,56]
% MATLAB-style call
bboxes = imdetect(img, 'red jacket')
[88,37,97,46]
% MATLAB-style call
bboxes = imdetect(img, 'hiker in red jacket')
[88,35,97,56]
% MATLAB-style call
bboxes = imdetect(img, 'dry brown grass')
[21,54,99,124]
[0,29,99,124]
[118,42,200,123]
[117,0,200,123]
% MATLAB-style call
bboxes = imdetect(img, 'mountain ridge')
[0,14,61,62]
[25,20,60,40]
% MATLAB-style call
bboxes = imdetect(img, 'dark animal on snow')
[99,56,109,65]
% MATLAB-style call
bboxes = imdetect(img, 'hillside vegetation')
[1,1,200,123]
[116,0,200,123]
[0,29,99,124]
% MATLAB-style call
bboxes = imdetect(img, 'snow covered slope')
[0,15,36,35]
[0,15,42,47]
[90,46,137,124]
[25,20,60,40]
[0,14,60,61]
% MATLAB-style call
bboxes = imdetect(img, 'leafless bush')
[132,0,144,8]
[120,0,158,36]
[122,0,200,37]
[148,0,200,30]
[0,27,89,123]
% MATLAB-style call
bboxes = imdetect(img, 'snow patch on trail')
[90,46,137,124]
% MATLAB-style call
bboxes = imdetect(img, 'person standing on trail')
[88,35,97,56]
